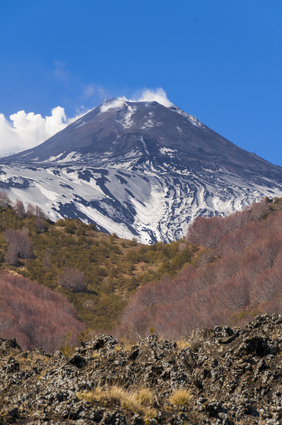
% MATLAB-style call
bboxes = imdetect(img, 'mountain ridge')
[1,98,282,243]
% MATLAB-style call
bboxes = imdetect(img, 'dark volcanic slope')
[3,99,282,184]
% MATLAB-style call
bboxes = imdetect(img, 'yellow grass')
[176,339,191,350]
[92,351,101,359]
[78,385,156,416]
[169,389,191,406]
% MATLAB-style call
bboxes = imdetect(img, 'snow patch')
[171,106,203,127]
[34,183,58,201]
[129,183,167,243]
[46,152,65,162]
[79,204,135,240]
[159,147,178,158]
[188,115,202,127]
[141,119,162,129]
[117,105,137,129]
[1,154,282,244]
[57,152,82,163]
[139,137,149,155]
[75,121,87,129]
[141,119,155,129]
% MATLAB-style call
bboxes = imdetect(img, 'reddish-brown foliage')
[0,271,84,352]
[26,203,36,217]
[34,205,46,219]
[117,199,282,340]
[58,268,87,293]
[14,200,25,218]
[0,191,11,207]
[186,215,225,248]
[4,229,34,265]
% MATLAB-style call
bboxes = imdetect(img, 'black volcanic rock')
[0,314,281,424]
[1,98,282,243]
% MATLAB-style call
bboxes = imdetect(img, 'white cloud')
[99,88,173,114]
[0,107,84,158]
[122,88,173,107]
[100,98,125,113]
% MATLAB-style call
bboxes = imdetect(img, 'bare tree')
[59,268,87,293]
[0,192,11,207]
[34,217,48,233]
[14,200,26,218]
[26,203,36,217]
[4,249,19,266]
[35,205,46,219]
[4,229,34,265]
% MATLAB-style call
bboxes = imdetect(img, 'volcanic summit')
[1,98,282,243]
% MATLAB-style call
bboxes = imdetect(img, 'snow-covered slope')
[1,98,282,243]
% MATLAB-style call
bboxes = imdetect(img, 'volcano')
[1,98,282,243]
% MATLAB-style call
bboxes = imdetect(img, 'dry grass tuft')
[77,388,102,403]
[144,407,157,419]
[114,342,132,352]
[108,386,125,404]
[176,339,191,351]
[78,385,124,404]
[121,387,154,414]
[169,388,191,406]
[78,385,155,416]
[92,351,101,360]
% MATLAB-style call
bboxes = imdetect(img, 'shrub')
[65,222,76,234]
[56,219,66,227]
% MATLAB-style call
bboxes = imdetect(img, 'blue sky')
[0,0,282,165]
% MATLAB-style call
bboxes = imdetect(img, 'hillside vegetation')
[0,271,84,352]
[0,192,281,351]
[118,197,282,340]
[0,194,196,350]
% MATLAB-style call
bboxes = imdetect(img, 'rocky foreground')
[0,314,281,425]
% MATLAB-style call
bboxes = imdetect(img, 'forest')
[0,192,195,351]
[118,197,282,339]
[0,192,281,352]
